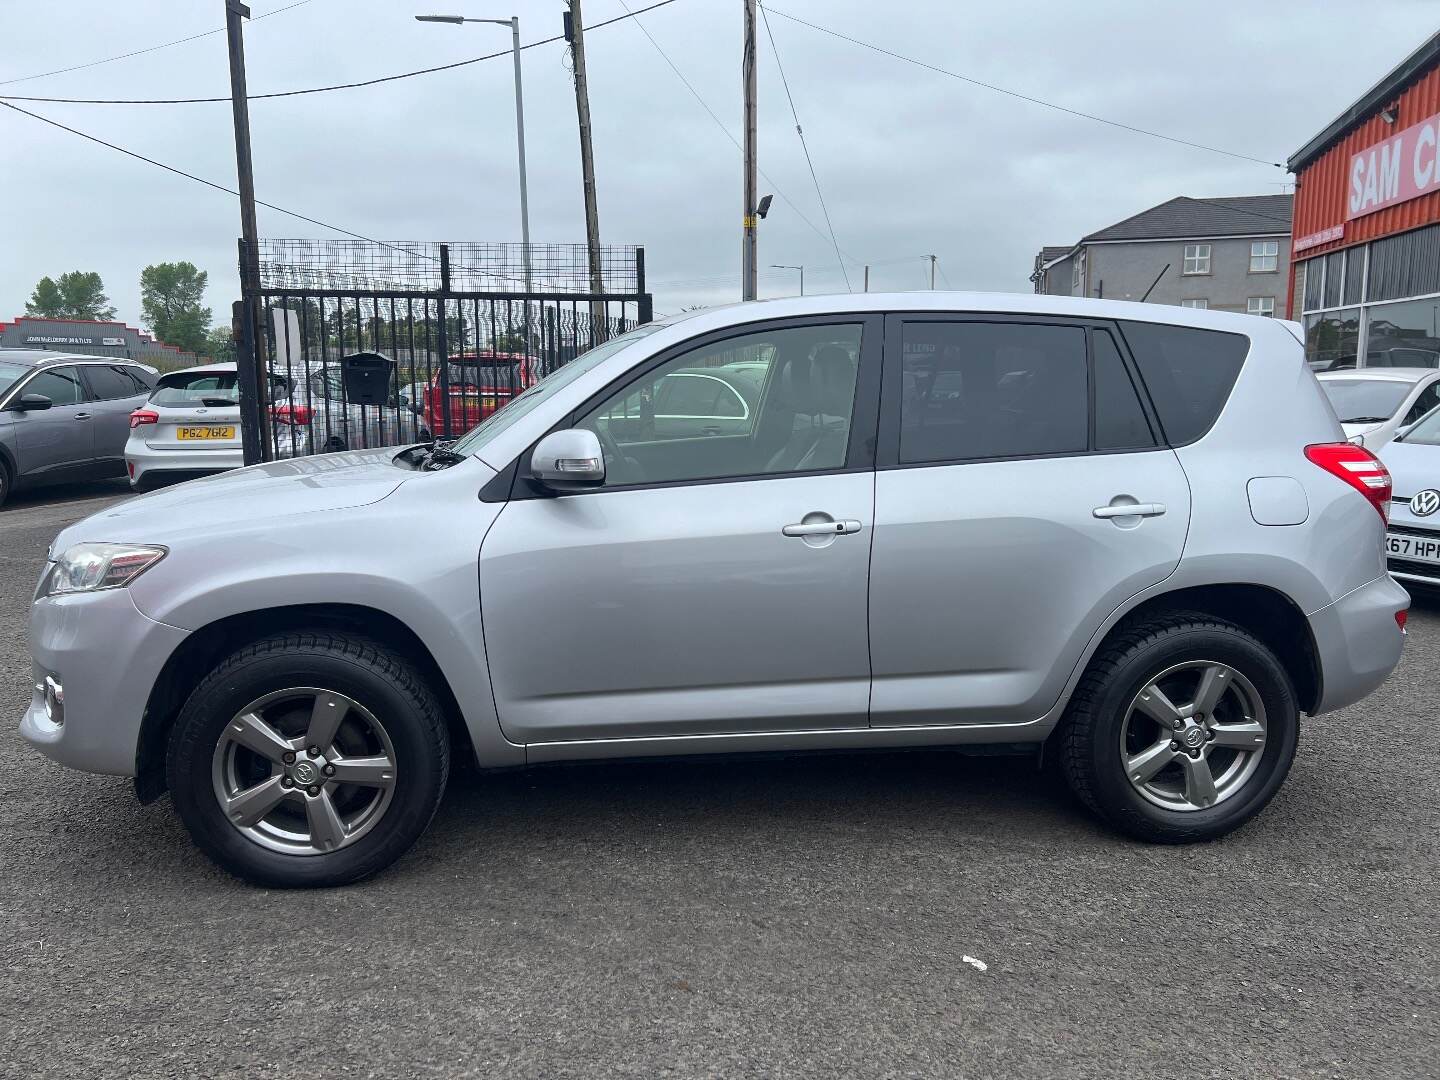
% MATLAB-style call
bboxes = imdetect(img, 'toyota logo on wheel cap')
[1412,489,1440,517]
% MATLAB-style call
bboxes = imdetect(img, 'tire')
[1058,612,1299,843]
[0,459,10,508]
[167,632,450,887]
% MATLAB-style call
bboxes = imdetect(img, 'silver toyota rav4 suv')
[20,295,1408,887]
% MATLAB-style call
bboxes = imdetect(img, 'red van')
[422,352,536,435]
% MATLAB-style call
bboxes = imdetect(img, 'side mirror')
[531,428,605,491]
[14,393,53,412]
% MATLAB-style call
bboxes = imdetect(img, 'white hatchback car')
[1315,367,1440,449]
[126,364,287,490]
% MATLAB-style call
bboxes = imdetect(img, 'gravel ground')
[1,483,1437,1079]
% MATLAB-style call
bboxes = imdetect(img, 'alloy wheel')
[1119,660,1268,812]
[211,687,397,855]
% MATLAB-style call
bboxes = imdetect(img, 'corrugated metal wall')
[1290,62,1440,305]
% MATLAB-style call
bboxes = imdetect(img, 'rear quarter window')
[1117,321,1249,445]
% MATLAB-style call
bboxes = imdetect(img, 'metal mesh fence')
[256,239,644,295]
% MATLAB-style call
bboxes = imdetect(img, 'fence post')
[636,246,652,325]
[436,244,452,440]
[234,237,268,465]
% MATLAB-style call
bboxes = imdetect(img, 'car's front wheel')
[167,632,450,887]
[1059,613,1299,843]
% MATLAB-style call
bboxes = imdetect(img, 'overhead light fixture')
[1381,105,1399,125]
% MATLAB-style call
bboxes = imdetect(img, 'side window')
[577,323,862,487]
[1092,330,1157,450]
[84,364,141,401]
[22,367,85,406]
[899,322,1087,464]
[123,366,157,392]
[1118,321,1249,445]
[1404,383,1440,426]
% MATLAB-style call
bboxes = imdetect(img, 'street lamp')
[771,264,804,296]
[415,14,532,294]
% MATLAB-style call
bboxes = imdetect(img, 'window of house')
[898,322,1088,463]
[1249,240,1279,273]
[1247,297,1275,318]
[1180,299,1208,310]
[1183,244,1211,275]
[1071,252,1085,294]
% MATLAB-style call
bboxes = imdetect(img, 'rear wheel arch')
[135,603,472,803]
[1082,583,1321,716]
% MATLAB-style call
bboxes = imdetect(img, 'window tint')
[899,322,1087,464]
[85,364,141,401]
[1093,331,1156,450]
[23,367,85,406]
[578,323,861,487]
[1119,321,1248,445]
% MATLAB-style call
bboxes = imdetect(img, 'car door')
[479,315,882,744]
[81,364,152,471]
[8,365,95,483]
[868,314,1192,728]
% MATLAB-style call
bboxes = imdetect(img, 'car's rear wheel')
[1058,613,1298,843]
[167,632,449,887]
[0,459,10,508]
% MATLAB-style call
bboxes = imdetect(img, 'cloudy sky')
[0,0,1433,329]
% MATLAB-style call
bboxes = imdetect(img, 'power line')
[0,0,682,106]
[759,4,849,292]
[760,4,1285,169]
[0,0,318,87]
[0,99,424,254]
[612,0,844,258]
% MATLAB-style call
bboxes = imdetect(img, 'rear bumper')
[126,440,242,485]
[1307,574,1410,714]
[19,587,189,776]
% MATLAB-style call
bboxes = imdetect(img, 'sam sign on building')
[1348,111,1440,219]
[1288,30,1440,372]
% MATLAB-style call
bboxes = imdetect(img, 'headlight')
[38,543,167,598]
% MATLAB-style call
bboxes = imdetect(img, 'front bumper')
[1307,573,1410,714]
[18,587,189,776]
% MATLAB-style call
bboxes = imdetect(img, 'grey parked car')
[0,349,156,507]
[20,296,1408,887]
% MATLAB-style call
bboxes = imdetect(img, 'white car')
[1315,367,1440,449]
[125,363,287,490]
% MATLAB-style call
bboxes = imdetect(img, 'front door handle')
[783,519,862,537]
[72,412,93,420]
[1093,502,1166,519]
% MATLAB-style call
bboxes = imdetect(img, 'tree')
[140,261,212,354]
[25,271,116,320]
[204,324,236,363]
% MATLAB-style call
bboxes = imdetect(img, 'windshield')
[447,359,523,388]
[449,323,666,458]
[0,361,30,400]
[150,370,289,406]
[1319,378,1411,423]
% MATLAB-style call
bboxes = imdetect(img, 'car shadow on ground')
[1,477,131,512]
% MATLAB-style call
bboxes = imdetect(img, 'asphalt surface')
[1,482,1437,1080]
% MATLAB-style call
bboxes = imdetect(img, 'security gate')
[236,239,652,462]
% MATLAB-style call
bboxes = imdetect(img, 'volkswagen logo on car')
[1411,488,1440,517]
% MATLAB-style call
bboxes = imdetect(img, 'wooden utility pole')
[224,0,267,465]
[741,0,758,301]
[566,1,605,325]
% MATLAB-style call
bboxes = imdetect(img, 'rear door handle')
[783,519,862,537]
[73,412,92,420]
[1093,502,1166,519]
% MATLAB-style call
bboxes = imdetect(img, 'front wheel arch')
[135,603,472,803]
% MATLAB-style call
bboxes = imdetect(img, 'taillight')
[270,403,313,425]
[1305,442,1392,523]
[129,410,158,429]
[1396,609,1408,631]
